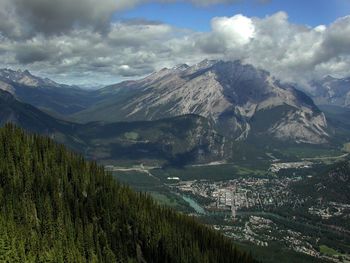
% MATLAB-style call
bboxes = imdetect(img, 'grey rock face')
[86,60,329,144]
[310,76,350,108]
[0,63,329,144]
[0,68,60,89]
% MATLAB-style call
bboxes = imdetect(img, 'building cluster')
[216,215,320,259]
[168,174,350,263]
[308,202,350,220]
[171,177,305,215]
[269,161,313,173]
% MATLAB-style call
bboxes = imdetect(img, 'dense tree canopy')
[0,124,257,263]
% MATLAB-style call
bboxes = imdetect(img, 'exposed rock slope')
[310,76,350,108]
[76,60,329,144]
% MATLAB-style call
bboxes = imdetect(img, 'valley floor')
[110,155,350,263]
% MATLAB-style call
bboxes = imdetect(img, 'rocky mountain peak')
[322,75,336,82]
[76,59,329,144]
[172,64,190,71]
[196,59,218,68]
[0,68,59,88]
[309,75,350,108]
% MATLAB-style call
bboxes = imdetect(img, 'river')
[181,195,206,215]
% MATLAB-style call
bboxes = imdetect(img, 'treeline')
[0,124,257,263]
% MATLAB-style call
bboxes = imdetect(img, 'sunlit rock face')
[87,60,328,144]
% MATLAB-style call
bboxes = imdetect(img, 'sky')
[119,0,349,31]
[0,0,349,86]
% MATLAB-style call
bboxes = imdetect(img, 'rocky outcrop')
[79,60,329,144]
[310,76,350,108]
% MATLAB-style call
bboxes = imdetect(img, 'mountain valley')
[1,2,350,262]
[0,62,350,263]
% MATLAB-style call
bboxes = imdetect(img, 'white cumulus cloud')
[211,14,255,46]
[0,0,349,87]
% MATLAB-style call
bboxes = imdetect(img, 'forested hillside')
[292,160,350,203]
[0,124,256,263]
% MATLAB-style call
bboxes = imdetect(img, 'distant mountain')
[0,68,60,87]
[310,76,350,108]
[0,90,230,165]
[0,89,72,134]
[4,63,350,169]
[0,89,88,151]
[74,60,329,144]
[0,68,96,115]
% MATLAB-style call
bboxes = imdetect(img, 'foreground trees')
[0,124,256,263]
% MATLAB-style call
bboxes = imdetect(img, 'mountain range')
[0,60,349,165]
[0,68,96,116]
[74,60,329,144]
[0,88,229,165]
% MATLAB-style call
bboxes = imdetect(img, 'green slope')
[318,105,350,145]
[0,90,231,166]
[9,83,97,116]
[72,82,145,123]
[76,115,232,166]
[292,160,350,203]
[0,124,257,263]
[0,89,86,152]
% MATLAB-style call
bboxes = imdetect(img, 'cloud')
[0,0,118,38]
[0,21,189,83]
[211,14,255,46]
[195,14,255,55]
[0,1,349,86]
[0,0,261,39]
[115,0,242,10]
[192,12,350,85]
[322,16,350,58]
